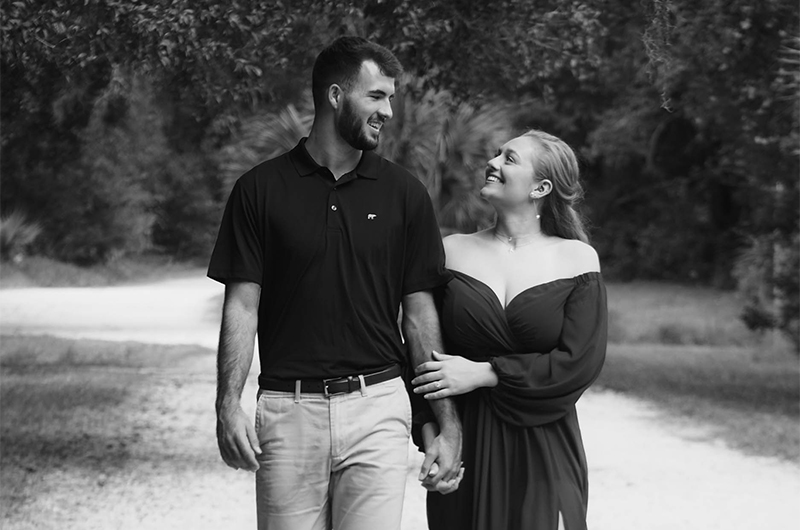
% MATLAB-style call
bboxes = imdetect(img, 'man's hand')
[422,462,465,494]
[216,403,261,472]
[401,291,464,490]
[419,421,463,492]
[215,281,261,472]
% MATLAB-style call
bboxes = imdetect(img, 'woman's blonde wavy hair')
[522,129,589,243]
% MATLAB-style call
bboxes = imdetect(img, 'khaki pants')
[255,377,411,530]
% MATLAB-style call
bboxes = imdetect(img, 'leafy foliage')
[366,0,607,98]
[1,0,797,348]
[0,210,42,261]
[216,96,315,191]
[379,78,513,232]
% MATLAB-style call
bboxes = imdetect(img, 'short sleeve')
[487,276,608,427]
[401,179,451,294]
[207,174,264,285]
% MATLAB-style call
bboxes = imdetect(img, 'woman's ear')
[530,179,553,199]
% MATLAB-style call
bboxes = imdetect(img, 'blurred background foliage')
[1,0,798,348]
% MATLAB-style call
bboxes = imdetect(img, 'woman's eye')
[506,155,515,163]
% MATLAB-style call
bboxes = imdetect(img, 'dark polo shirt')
[208,138,450,380]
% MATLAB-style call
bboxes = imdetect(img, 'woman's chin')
[479,186,501,202]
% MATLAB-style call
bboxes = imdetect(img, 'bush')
[150,154,222,261]
[734,232,800,353]
[0,211,42,261]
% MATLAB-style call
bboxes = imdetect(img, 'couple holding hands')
[208,36,607,530]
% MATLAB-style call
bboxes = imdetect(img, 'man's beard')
[336,97,380,151]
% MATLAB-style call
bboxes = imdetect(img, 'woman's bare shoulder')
[557,239,601,274]
[443,231,491,267]
[443,230,490,252]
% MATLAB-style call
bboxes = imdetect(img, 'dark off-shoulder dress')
[426,270,608,530]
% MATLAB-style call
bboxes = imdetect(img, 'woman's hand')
[412,351,498,400]
[420,422,464,495]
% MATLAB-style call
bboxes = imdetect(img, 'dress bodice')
[441,270,603,359]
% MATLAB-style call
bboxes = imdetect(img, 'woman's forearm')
[476,361,499,388]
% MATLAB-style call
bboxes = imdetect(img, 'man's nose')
[379,99,393,120]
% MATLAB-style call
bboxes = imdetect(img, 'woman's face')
[480,136,540,206]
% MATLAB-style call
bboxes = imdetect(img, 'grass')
[601,280,799,462]
[606,280,763,347]
[0,254,205,288]
[0,335,207,471]
[0,334,222,528]
[597,343,799,462]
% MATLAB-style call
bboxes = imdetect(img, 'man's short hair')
[311,36,403,110]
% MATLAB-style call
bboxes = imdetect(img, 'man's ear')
[328,84,342,110]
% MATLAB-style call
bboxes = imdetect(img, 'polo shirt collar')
[290,138,380,180]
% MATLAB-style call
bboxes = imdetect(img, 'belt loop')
[294,380,301,403]
[358,374,368,397]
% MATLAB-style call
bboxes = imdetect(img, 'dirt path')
[1,273,798,529]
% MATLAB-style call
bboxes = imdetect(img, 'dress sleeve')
[486,276,608,427]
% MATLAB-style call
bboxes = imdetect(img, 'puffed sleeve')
[487,276,607,427]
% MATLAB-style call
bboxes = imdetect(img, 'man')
[208,36,462,530]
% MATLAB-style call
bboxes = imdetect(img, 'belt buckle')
[322,375,357,397]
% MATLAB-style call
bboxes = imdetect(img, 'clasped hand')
[412,350,485,399]
[419,422,464,495]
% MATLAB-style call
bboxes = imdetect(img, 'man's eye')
[506,156,515,163]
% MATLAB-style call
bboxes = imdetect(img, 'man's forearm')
[216,284,260,412]
[402,291,460,431]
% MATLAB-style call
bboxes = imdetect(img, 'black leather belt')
[258,365,401,397]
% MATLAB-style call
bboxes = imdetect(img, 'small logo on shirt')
[367,213,377,220]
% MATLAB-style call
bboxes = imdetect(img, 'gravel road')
[1,274,798,529]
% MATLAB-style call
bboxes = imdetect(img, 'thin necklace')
[493,228,541,252]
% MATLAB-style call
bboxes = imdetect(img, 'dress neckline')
[450,269,601,311]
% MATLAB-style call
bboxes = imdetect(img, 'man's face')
[335,60,395,151]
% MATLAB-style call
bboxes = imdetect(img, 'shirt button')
[331,205,337,211]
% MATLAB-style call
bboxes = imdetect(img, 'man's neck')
[305,127,362,180]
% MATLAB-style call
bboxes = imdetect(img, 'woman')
[412,130,608,530]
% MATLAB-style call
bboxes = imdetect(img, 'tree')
[2,0,797,305]
[1,0,324,262]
